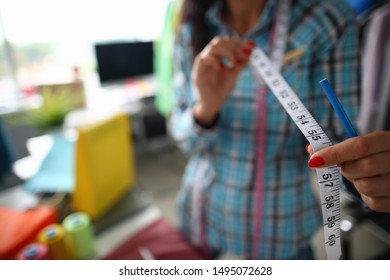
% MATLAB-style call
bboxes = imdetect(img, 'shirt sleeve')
[310,1,361,144]
[168,25,220,154]
[306,2,362,197]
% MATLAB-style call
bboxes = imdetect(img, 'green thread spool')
[62,212,95,259]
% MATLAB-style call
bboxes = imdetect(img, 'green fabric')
[154,0,182,117]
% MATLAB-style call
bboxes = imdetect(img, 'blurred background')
[0,0,389,261]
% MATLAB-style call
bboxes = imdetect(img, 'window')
[0,0,171,107]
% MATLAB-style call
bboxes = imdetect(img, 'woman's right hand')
[192,36,255,125]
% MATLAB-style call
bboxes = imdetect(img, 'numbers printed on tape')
[250,47,342,260]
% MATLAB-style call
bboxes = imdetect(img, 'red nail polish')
[247,41,256,47]
[305,144,310,154]
[308,156,325,168]
[242,48,251,55]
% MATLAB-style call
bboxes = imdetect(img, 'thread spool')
[38,224,73,260]
[62,212,95,259]
[16,243,50,260]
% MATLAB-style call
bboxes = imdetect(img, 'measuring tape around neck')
[250,48,342,260]
[252,0,294,259]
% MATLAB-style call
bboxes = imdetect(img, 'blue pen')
[319,78,358,138]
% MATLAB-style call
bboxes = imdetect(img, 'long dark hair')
[179,0,219,59]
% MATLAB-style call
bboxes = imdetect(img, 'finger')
[341,151,390,179]
[361,194,390,213]
[206,37,254,68]
[225,41,254,71]
[352,174,390,197]
[206,37,240,65]
[218,38,255,59]
[196,54,222,70]
[308,131,390,168]
[306,144,313,155]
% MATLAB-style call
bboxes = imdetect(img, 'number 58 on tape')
[250,47,342,260]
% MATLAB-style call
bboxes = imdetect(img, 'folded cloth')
[0,206,57,259]
[102,218,209,260]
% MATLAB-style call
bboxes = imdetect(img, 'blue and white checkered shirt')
[169,0,361,259]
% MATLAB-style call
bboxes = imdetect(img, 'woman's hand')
[192,36,255,125]
[307,131,390,212]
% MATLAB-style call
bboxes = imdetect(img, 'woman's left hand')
[306,131,390,212]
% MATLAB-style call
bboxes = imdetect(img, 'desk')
[81,73,157,113]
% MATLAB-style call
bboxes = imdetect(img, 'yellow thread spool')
[38,224,73,260]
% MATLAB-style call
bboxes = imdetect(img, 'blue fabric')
[24,133,74,193]
[170,0,361,259]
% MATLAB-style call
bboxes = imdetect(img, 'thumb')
[307,131,390,168]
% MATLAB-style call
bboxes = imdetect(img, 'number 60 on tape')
[250,47,342,260]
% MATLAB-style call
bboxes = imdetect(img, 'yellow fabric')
[71,113,134,220]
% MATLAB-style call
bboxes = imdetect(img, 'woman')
[169,0,361,259]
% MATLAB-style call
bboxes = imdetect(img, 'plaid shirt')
[169,0,361,259]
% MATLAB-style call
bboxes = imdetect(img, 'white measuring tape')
[250,48,342,260]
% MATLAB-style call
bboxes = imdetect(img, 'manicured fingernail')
[247,41,256,47]
[308,156,325,168]
[305,144,310,154]
[242,48,252,55]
